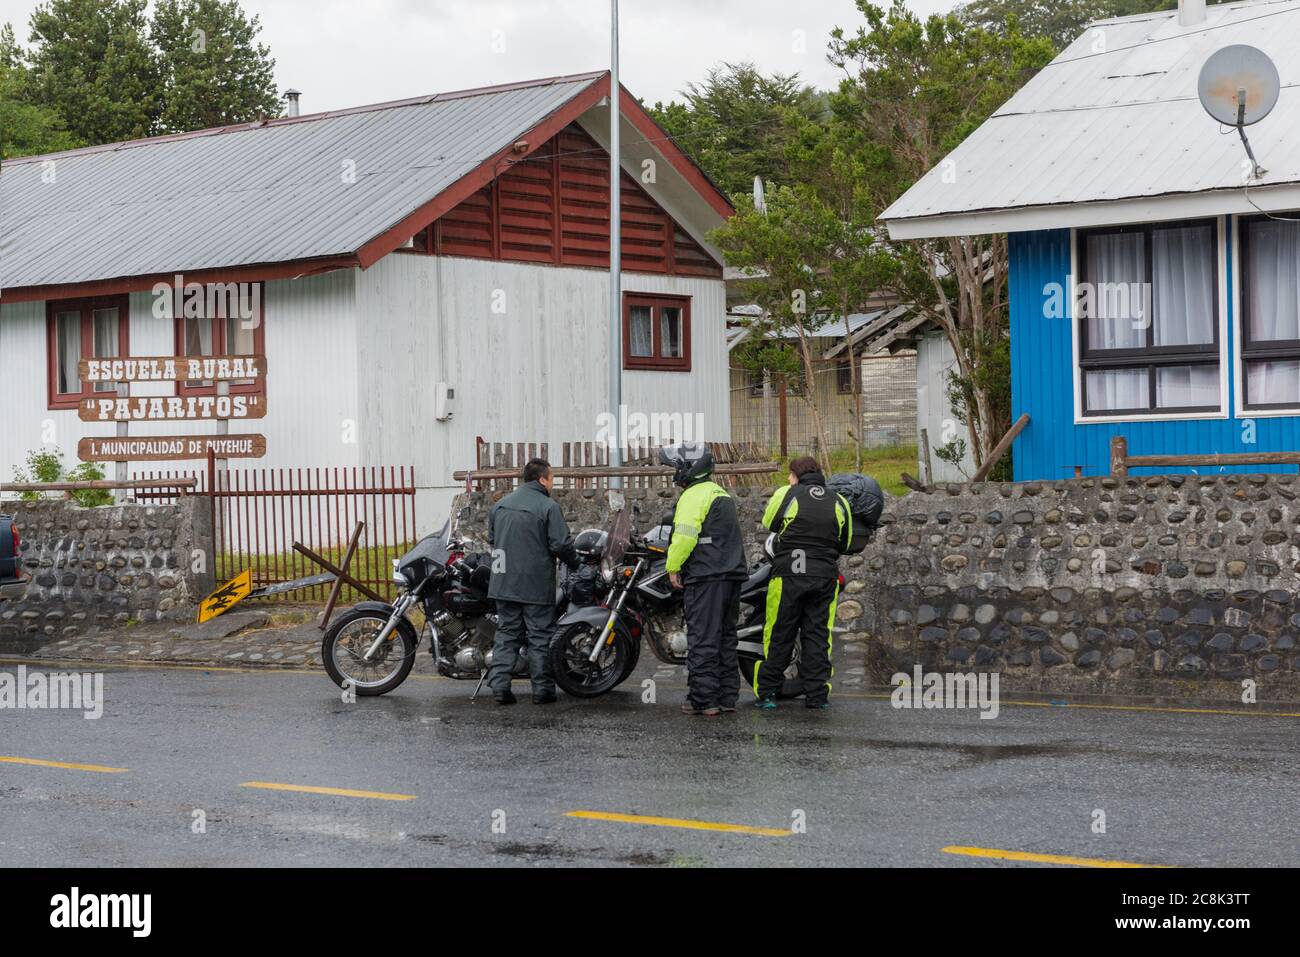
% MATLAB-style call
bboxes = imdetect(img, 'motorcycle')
[321,506,566,697]
[548,508,824,699]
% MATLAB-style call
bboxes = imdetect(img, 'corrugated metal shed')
[881,0,1300,230]
[0,72,605,290]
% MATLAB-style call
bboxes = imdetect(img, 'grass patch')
[215,540,413,606]
[763,445,918,498]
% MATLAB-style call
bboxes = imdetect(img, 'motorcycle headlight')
[601,564,615,585]
[392,559,409,587]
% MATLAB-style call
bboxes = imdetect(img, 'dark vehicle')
[548,508,812,699]
[321,506,565,697]
[0,515,29,603]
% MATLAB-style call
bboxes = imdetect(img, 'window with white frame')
[1077,220,1219,416]
[1241,215,1300,410]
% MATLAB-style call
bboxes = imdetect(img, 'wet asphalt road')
[1,656,1298,868]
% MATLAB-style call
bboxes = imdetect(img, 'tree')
[0,23,82,158]
[712,185,856,473]
[25,0,161,145]
[649,62,826,198]
[958,0,1178,48]
[152,0,279,133]
[828,1,1055,471]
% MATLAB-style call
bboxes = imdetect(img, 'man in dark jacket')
[486,459,579,705]
[661,443,747,717]
[754,456,852,711]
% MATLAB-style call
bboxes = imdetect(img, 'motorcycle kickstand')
[470,669,488,703]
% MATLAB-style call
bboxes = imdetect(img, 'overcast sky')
[0,0,960,112]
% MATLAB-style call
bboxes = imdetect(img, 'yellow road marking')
[241,781,416,802]
[942,845,1166,868]
[0,755,127,774]
[567,810,790,837]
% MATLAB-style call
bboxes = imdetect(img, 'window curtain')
[1248,360,1300,405]
[659,307,682,358]
[1245,221,1300,405]
[1086,368,1147,411]
[1152,225,1215,346]
[629,306,653,357]
[1085,232,1146,349]
[1156,365,1218,408]
[57,312,81,394]
[92,308,120,394]
[1247,220,1300,342]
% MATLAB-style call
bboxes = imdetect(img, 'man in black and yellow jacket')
[660,443,747,717]
[755,456,852,710]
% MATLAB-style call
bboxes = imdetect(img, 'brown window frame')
[46,295,132,411]
[622,293,692,372]
[172,284,267,398]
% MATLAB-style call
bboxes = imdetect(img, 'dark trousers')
[684,579,741,710]
[487,600,557,696]
[755,576,839,704]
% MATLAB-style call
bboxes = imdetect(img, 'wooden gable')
[425,124,722,278]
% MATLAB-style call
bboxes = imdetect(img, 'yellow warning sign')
[198,569,253,623]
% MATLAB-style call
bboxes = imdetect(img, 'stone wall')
[0,497,215,652]
[457,474,1300,701]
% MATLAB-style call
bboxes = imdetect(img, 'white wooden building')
[0,72,735,520]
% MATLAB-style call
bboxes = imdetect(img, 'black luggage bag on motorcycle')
[828,473,885,553]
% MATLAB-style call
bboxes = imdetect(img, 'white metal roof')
[881,0,1300,238]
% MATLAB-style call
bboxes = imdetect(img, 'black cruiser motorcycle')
[321,507,556,696]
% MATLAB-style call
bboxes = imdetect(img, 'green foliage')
[0,24,82,158]
[151,0,279,134]
[958,0,1179,48]
[11,449,113,508]
[647,62,826,198]
[25,0,162,145]
[821,1,1053,465]
[3,0,278,151]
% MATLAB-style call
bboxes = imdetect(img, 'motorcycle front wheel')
[550,622,631,698]
[322,609,416,696]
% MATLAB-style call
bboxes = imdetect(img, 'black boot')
[494,690,517,706]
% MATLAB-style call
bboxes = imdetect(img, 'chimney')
[1179,0,1207,26]
[285,89,302,118]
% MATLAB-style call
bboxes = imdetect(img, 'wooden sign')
[77,355,267,384]
[78,435,267,463]
[78,394,267,423]
[198,570,253,624]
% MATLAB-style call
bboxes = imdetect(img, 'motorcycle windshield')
[399,527,451,572]
[600,509,632,579]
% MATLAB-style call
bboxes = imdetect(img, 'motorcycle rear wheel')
[322,609,416,697]
[550,622,631,698]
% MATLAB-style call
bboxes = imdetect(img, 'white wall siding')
[916,330,977,483]
[355,254,730,524]
[0,270,361,488]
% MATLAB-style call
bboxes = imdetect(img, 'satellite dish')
[1197,44,1280,127]
[753,176,766,215]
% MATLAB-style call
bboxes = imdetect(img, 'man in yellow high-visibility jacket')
[660,443,747,717]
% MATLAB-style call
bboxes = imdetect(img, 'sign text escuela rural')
[77,355,267,383]
[75,353,270,464]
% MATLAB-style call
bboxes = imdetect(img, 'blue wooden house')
[880,0,1300,480]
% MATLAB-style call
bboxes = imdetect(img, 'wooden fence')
[1109,437,1300,476]
[458,439,779,491]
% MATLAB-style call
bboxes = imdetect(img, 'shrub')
[10,449,114,508]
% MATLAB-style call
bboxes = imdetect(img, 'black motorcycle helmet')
[658,442,715,488]
[573,529,608,563]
